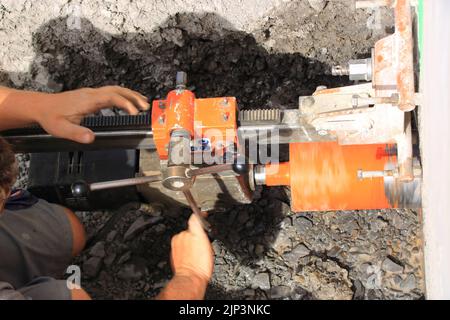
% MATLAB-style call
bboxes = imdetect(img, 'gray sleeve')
[0,281,26,300]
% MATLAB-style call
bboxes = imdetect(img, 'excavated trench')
[1,0,424,299]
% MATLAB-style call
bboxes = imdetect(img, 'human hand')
[170,214,214,284]
[35,86,149,144]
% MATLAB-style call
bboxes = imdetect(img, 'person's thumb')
[45,120,95,144]
[188,214,206,236]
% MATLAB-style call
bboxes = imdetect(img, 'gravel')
[83,257,103,279]
[382,257,404,273]
[2,0,424,300]
[89,241,106,259]
[252,273,271,291]
[123,216,163,241]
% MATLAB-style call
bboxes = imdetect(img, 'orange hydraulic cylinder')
[265,142,396,212]
[165,89,195,136]
[265,162,290,186]
[152,89,196,159]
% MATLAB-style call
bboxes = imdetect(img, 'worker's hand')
[170,214,214,284]
[35,86,149,144]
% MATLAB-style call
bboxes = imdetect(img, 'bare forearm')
[155,274,208,300]
[0,86,49,130]
[0,85,148,143]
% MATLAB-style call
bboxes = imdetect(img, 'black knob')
[71,181,89,197]
[232,163,249,175]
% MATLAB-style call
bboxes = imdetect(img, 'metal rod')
[3,130,153,140]
[236,175,254,202]
[395,0,416,111]
[397,112,414,181]
[183,189,212,232]
[187,164,233,178]
[4,130,155,153]
[90,175,162,191]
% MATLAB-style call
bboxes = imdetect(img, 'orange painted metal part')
[165,89,196,136]
[283,142,396,212]
[395,0,415,111]
[152,90,237,160]
[373,0,415,111]
[265,162,290,186]
[194,97,237,157]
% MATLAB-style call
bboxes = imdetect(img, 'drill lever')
[71,175,162,197]
[183,189,212,233]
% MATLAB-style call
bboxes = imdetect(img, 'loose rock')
[293,216,313,234]
[124,216,163,241]
[400,274,416,291]
[89,241,106,258]
[252,273,271,290]
[106,230,118,242]
[308,0,328,12]
[271,230,292,255]
[382,257,404,273]
[353,280,365,300]
[270,285,292,299]
[83,257,103,278]
[284,244,310,265]
[117,263,145,281]
[104,253,117,267]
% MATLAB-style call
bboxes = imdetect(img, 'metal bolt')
[333,58,373,82]
[357,169,397,180]
[159,101,166,109]
[332,65,350,76]
[302,96,315,108]
[348,58,373,82]
[317,129,328,136]
[158,115,165,124]
[176,71,187,89]
[352,95,359,108]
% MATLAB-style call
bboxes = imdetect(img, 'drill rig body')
[140,0,421,213]
[2,0,421,214]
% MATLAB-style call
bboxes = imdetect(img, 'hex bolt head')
[176,71,187,88]
[348,58,372,82]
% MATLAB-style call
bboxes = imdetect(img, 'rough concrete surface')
[1,0,424,299]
